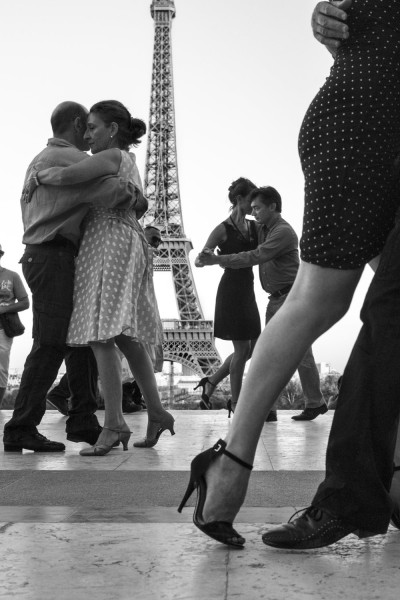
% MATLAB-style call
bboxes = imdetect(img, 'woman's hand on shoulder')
[21,172,40,203]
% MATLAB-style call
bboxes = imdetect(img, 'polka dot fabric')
[299,0,400,269]
[67,151,163,348]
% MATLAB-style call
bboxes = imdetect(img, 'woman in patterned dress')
[179,0,400,547]
[35,100,174,455]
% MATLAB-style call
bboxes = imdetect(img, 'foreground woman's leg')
[201,261,363,523]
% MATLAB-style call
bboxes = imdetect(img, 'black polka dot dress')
[300,0,400,269]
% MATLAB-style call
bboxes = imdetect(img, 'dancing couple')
[4,100,174,456]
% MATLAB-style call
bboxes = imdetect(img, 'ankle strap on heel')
[212,439,253,471]
[103,426,131,434]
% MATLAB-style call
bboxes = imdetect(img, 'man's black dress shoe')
[265,410,278,422]
[262,506,356,549]
[292,404,328,421]
[4,432,65,453]
[122,397,142,413]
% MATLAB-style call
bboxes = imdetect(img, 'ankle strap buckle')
[213,439,253,471]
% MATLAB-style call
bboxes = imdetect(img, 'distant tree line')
[0,372,342,411]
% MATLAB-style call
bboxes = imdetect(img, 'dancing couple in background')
[194,178,261,416]
[196,185,326,423]
[4,100,174,456]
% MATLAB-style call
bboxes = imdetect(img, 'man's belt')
[269,284,293,299]
[25,236,77,255]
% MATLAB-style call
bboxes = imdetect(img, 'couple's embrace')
[4,100,174,456]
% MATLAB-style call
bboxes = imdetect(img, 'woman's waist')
[222,267,254,278]
[87,207,138,224]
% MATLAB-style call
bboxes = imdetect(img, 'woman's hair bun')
[130,117,147,141]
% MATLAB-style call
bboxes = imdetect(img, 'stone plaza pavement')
[0,409,399,600]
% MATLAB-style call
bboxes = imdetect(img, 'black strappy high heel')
[194,377,215,410]
[177,439,253,547]
[226,399,234,419]
[391,466,400,529]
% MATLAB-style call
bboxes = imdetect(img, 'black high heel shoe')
[194,377,216,410]
[391,466,400,529]
[178,438,253,547]
[226,399,234,419]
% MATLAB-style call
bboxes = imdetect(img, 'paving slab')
[0,409,398,600]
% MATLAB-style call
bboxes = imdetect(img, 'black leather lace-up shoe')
[262,506,356,549]
[4,432,65,453]
[292,404,328,421]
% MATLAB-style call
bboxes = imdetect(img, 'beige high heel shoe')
[133,412,175,448]
[79,426,131,456]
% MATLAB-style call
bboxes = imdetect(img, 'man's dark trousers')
[4,241,99,438]
[312,219,400,534]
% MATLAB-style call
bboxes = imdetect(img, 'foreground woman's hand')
[312,0,352,56]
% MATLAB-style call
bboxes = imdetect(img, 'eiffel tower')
[141,0,221,376]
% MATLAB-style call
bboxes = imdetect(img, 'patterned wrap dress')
[67,150,163,354]
[213,219,261,341]
[300,0,400,269]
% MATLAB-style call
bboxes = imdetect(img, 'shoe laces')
[288,506,323,523]
[35,432,49,442]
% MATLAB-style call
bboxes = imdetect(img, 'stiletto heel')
[391,465,400,529]
[133,412,175,448]
[226,399,234,419]
[178,439,253,547]
[194,377,216,410]
[79,426,131,457]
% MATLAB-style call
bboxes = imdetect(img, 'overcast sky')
[0,0,374,374]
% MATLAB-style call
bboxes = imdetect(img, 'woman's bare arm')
[37,148,121,185]
[195,223,227,267]
[202,223,227,252]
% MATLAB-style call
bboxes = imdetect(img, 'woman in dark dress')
[180,0,400,547]
[194,178,261,412]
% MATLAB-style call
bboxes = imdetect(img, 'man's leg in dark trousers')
[4,247,73,437]
[4,339,65,434]
[4,246,99,439]
[312,221,400,534]
[47,372,70,405]
[65,347,100,434]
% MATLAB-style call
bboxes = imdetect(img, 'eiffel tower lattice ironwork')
[141,0,221,376]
